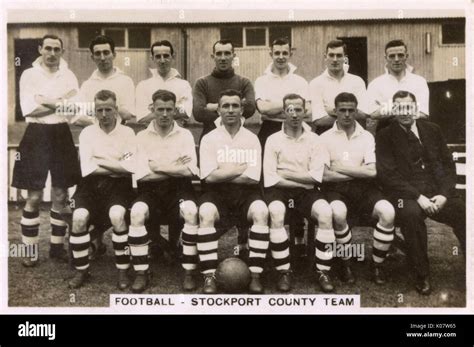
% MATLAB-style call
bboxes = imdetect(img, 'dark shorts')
[12,123,81,190]
[264,186,326,222]
[322,179,386,219]
[133,178,196,225]
[199,183,263,228]
[72,175,135,228]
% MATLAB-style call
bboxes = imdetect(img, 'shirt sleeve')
[254,76,266,101]
[363,132,376,164]
[133,133,154,181]
[354,78,370,114]
[135,81,151,121]
[263,136,280,187]
[242,134,261,181]
[192,78,218,124]
[119,77,135,115]
[182,130,199,176]
[241,78,256,119]
[416,77,430,116]
[199,135,217,180]
[78,128,99,177]
[309,78,329,121]
[177,80,193,118]
[366,79,382,115]
[308,138,327,183]
[19,70,39,116]
[118,127,138,174]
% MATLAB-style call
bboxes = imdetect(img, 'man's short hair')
[335,92,358,108]
[271,37,291,51]
[218,89,242,105]
[89,35,115,54]
[94,90,117,103]
[326,39,346,54]
[150,40,174,56]
[41,35,63,49]
[283,93,306,109]
[152,89,177,104]
[212,39,235,53]
[392,90,417,103]
[385,39,407,53]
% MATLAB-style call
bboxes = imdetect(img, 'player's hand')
[148,159,160,172]
[236,162,248,174]
[206,103,218,112]
[417,194,439,216]
[330,163,346,173]
[175,155,192,166]
[430,195,447,211]
[277,168,293,179]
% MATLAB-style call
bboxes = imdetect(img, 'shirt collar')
[331,120,365,139]
[281,123,311,141]
[149,67,181,81]
[322,65,350,80]
[90,66,124,81]
[94,119,120,135]
[264,62,298,76]
[146,120,181,137]
[214,116,246,128]
[32,56,69,74]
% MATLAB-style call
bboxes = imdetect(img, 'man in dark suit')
[375,90,465,295]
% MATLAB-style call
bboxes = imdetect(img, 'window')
[441,22,465,45]
[220,27,243,48]
[245,28,266,46]
[220,26,292,48]
[78,26,151,49]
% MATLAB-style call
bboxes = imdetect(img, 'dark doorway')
[337,36,368,86]
[14,38,42,121]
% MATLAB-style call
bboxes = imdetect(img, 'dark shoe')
[249,273,264,294]
[203,273,217,294]
[277,270,292,292]
[50,244,69,263]
[131,271,149,293]
[183,270,197,291]
[117,269,130,290]
[22,257,39,268]
[68,270,90,289]
[340,260,356,284]
[373,264,386,285]
[415,277,432,296]
[317,270,334,293]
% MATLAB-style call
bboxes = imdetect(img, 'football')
[215,257,251,293]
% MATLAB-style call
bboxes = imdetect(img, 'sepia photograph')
[3,0,469,312]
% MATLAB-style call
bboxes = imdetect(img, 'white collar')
[263,62,298,76]
[90,66,124,80]
[146,120,180,137]
[331,120,365,139]
[149,67,182,81]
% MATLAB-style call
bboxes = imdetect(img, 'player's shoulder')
[309,72,325,86]
[136,76,152,89]
[368,73,386,87]
[346,72,366,84]
[117,124,136,136]
[409,72,428,83]
[79,123,96,139]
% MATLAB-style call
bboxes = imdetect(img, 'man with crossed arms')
[198,89,269,294]
[320,92,395,285]
[264,93,335,293]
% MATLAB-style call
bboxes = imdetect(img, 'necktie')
[405,127,425,169]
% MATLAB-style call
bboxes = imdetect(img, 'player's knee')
[250,200,269,224]
[180,200,198,223]
[312,200,333,228]
[268,201,285,225]
[130,202,148,226]
[72,208,89,233]
[199,203,217,225]
[374,200,395,224]
[330,201,347,225]
[27,192,43,209]
[51,187,67,204]
[109,205,126,227]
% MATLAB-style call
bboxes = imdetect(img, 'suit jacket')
[375,120,457,200]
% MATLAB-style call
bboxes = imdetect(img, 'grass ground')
[7,202,465,308]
